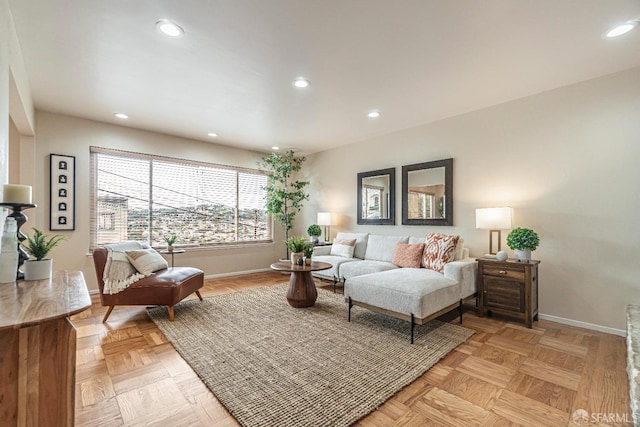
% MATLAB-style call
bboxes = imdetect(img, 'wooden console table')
[0,271,91,427]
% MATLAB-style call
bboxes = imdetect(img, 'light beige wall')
[301,67,640,331]
[0,0,10,188]
[8,117,19,182]
[32,111,282,291]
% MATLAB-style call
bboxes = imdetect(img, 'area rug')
[147,283,474,427]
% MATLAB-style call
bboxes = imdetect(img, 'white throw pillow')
[330,238,357,258]
[125,249,168,275]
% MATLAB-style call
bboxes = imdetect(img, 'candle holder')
[0,203,37,280]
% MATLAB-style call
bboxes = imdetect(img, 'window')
[90,147,271,249]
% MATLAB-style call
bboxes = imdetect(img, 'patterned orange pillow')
[392,243,425,268]
[422,233,460,273]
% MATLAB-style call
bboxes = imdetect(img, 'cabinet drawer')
[483,265,525,281]
[484,279,524,312]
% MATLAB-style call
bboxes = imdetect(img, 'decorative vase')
[23,259,53,280]
[496,251,508,261]
[304,257,312,266]
[310,236,319,244]
[290,252,304,265]
[514,249,531,262]
[167,245,174,252]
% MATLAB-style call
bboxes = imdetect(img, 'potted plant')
[307,224,322,244]
[163,234,178,252]
[259,150,309,259]
[285,236,309,265]
[303,245,314,265]
[22,228,65,280]
[506,227,540,261]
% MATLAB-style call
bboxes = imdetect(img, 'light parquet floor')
[71,271,631,426]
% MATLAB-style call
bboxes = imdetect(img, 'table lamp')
[317,212,332,242]
[476,207,513,255]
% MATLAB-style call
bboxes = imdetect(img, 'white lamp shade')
[317,212,332,226]
[476,207,513,230]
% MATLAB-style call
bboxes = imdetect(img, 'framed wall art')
[50,154,76,231]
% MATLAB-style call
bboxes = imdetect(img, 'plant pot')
[309,236,319,244]
[290,252,304,265]
[167,245,174,252]
[514,249,531,262]
[23,259,53,281]
[304,257,312,266]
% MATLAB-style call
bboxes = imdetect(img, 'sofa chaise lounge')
[312,232,476,342]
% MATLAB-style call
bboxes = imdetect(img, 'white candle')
[2,184,32,204]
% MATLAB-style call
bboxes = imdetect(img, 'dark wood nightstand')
[476,258,540,328]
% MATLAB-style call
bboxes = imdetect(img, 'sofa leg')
[411,313,415,344]
[348,297,353,322]
[195,290,203,301]
[102,305,115,323]
[459,298,463,324]
[168,306,175,321]
[333,275,337,293]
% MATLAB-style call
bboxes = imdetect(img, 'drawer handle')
[499,270,507,274]
[483,290,487,294]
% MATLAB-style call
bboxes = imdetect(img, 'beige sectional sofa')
[312,232,477,343]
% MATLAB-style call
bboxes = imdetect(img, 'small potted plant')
[307,224,322,244]
[506,227,540,261]
[22,228,65,280]
[163,234,178,252]
[285,236,309,265]
[303,245,314,265]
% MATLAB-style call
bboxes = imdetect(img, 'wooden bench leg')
[102,305,115,323]
[195,290,203,301]
[168,306,175,321]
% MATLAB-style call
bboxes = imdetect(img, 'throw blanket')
[102,241,146,295]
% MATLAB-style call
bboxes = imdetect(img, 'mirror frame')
[357,167,396,225]
[402,158,453,226]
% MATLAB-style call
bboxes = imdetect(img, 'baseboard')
[538,313,625,337]
[204,268,271,279]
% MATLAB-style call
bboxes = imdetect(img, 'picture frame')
[50,154,75,231]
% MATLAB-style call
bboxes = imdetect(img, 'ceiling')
[9,0,640,154]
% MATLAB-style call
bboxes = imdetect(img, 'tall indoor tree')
[259,150,309,258]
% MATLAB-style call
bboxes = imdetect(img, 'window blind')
[90,147,271,249]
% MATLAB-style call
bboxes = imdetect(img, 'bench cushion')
[344,268,459,319]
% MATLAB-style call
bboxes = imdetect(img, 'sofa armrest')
[312,246,332,256]
[444,258,478,298]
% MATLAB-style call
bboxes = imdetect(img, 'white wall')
[0,0,10,188]
[300,67,640,331]
[31,112,282,291]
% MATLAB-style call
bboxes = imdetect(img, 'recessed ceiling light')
[207,132,218,137]
[605,20,638,38]
[271,146,280,150]
[292,78,310,88]
[114,113,128,119]
[156,19,184,38]
[367,110,381,119]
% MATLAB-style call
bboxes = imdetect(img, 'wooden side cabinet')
[477,258,540,328]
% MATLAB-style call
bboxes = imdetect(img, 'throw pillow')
[422,233,460,273]
[330,238,357,258]
[392,242,425,268]
[125,249,168,275]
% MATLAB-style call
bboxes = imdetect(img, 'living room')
[2,1,640,426]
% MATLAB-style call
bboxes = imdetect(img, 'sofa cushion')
[311,255,359,280]
[126,249,169,275]
[330,238,357,258]
[422,233,460,273]
[335,232,369,259]
[392,242,425,268]
[344,268,459,319]
[363,235,409,262]
[340,260,398,280]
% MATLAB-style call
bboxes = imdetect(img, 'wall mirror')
[402,158,453,226]
[357,167,395,225]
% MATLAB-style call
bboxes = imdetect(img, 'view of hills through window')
[91,149,271,248]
